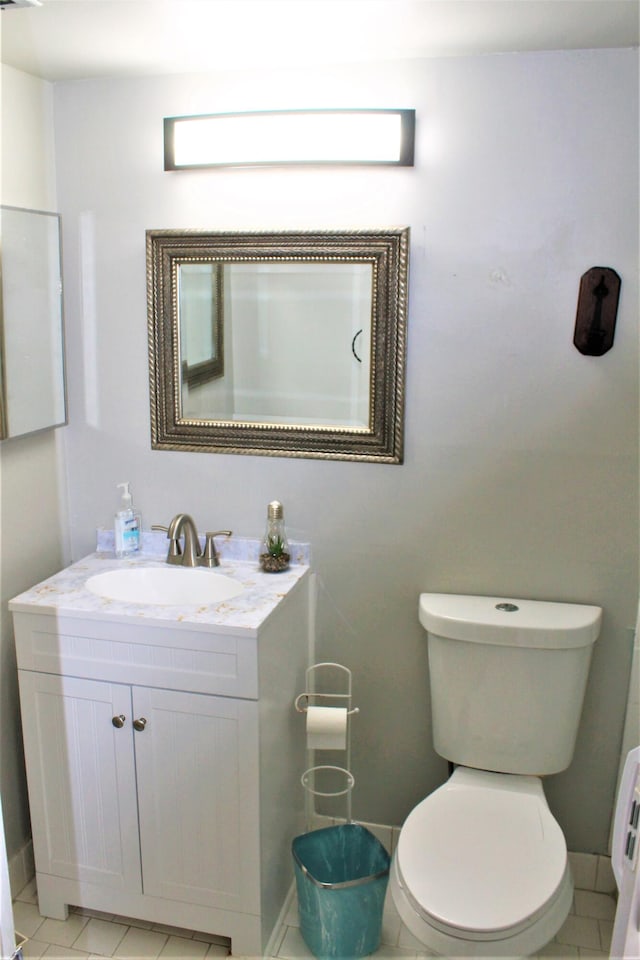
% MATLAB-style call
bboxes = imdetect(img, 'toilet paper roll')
[306,706,348,750]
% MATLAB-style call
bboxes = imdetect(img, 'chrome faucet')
[152,515,232,567]
[167,513,201,566]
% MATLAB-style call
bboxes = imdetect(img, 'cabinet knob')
[112,714,126,728]
[133,717,147,732]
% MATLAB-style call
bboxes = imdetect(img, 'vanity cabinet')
[19,674,258,915]
[12,565,309,956]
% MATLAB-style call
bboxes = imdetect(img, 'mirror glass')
[147,229,408,462]
[0,206,67,440]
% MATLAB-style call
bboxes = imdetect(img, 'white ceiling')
[0,0,638,82]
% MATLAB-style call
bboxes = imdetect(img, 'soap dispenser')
[114,482,142,558]
[259,500,290,572]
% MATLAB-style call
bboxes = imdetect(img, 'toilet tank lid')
[419,593,602,648]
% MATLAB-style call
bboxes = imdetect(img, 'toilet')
[390,592,602,958]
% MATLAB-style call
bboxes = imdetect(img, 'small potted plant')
[259,501,290,572]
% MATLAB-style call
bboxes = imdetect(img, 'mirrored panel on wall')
[0,205,67,440]
[147,228,409,462]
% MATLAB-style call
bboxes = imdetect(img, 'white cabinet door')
[18,672,141,891]
[133,687,260,914]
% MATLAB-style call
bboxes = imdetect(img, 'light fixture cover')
[0,0,42,7]
[164,109,415,169]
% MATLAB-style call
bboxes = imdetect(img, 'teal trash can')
[292,823,391,959]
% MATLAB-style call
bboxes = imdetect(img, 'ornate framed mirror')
[147,228,408,462]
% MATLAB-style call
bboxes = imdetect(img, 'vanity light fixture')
[164,109,415,169]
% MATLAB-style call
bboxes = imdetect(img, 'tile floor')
[12,852,616,960]
[12,883,232,960]
[271,874,616,960]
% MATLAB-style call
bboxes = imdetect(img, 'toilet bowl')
[390,767,573,957]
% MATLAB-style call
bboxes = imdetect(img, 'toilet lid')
[395,773,567,937]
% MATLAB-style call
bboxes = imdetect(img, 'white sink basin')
[86,567,244,606]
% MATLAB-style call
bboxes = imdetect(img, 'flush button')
[495,602,519,612]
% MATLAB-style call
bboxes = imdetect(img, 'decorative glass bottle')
[259,500,290,573]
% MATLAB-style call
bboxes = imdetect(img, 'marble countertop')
[9,544,310,635]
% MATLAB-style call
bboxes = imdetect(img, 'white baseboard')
[8,839,34,901]
[264,880,297,959]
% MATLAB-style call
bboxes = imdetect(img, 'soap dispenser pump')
[259,500,290,573]
[114,482,142,558]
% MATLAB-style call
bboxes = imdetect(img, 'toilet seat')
[392,767,570,948]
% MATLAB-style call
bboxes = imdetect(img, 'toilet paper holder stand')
[295,662,359,824]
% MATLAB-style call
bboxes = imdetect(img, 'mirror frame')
[146,228,409,463]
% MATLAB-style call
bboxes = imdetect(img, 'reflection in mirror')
[0,206,67,440]
[179,262,224,387]
[147,229,409,462]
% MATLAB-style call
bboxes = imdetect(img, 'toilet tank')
[420,593,602,776]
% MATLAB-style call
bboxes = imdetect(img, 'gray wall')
[52,48,638,854]
[0,64,69,863]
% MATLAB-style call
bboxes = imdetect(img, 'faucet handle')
[202,530,232,568]
[151,523,182,559]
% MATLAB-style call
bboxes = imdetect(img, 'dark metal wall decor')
[573,267,621,356]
